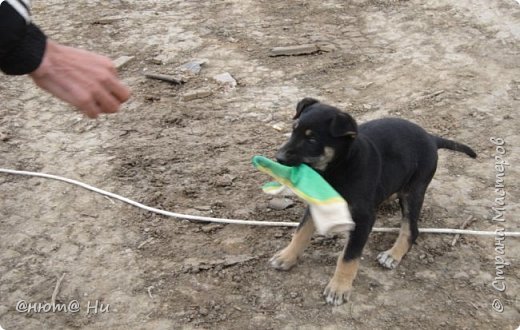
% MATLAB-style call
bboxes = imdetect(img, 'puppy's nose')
[275,151,289,165]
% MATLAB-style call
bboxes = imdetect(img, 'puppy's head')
[276,98,358,171]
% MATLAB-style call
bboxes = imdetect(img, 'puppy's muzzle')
[275,149,299,166]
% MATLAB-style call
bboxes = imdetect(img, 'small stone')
[268,198,294,210]
[317,42,337,52]
[0,131,9,142]
[182,89,213,101]
[150,58,163,65]
[271,122,286,131]
[213,72,237,88]
[194,205,212,212]
[289,292,298,299]
[199,307,209,316]
[201,224,223,233]
[113,55,134,69]
[178,59,208,75]
[215,174,236,187]
[270,44,320,56]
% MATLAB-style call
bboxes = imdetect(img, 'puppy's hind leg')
[377,188,425,269]
[270,208,315,270]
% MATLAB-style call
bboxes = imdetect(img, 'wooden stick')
[144,72,185,84]
[451,215,475,246]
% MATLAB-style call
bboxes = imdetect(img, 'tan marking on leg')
[323,254,360,305]
[377,219,412,269]
[388,220,412,261]
[270,215,315,270]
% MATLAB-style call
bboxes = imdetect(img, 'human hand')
[29,40,131,118]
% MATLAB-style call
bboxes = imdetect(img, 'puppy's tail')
[434,136,477,158]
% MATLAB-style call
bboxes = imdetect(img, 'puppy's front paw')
[323,279,352,306]
[269,248,298,270]
[377,251,400,269]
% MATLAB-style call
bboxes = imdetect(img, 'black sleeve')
[0,1,47,75]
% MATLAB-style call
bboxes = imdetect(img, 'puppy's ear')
[330,112,358,139]
[294,98,319,119]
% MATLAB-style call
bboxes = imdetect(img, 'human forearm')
[0,0,47,75]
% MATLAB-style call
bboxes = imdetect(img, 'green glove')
[252,156,354,234]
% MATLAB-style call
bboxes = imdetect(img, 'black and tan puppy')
[270,98,476,305]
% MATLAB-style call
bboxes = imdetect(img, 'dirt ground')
[1,0,519,329]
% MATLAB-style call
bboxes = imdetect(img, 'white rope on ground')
[1,168,519,237]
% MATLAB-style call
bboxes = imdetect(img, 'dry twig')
[451,215,475,246]
[51,273,66,306]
